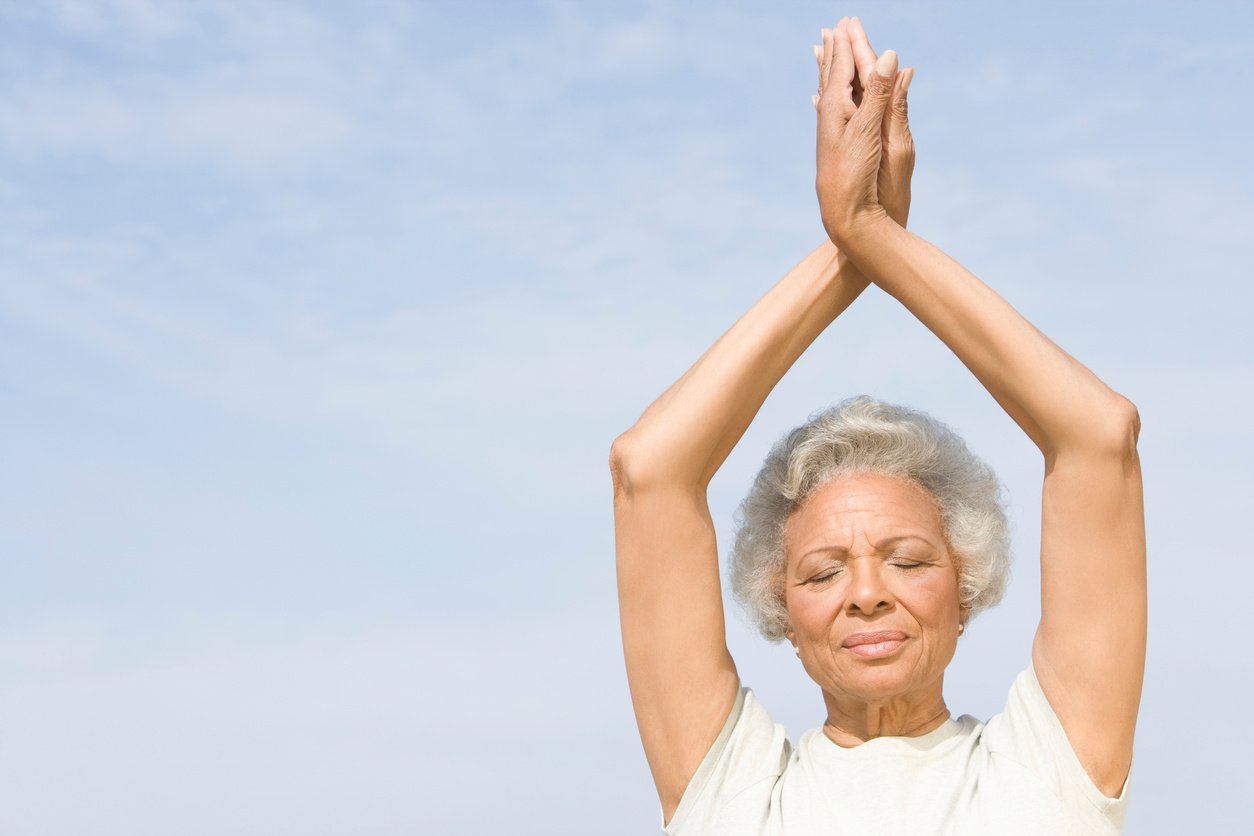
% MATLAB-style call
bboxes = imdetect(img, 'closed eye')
[892,562,924,570]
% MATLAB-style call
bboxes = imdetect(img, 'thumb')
[850,49,898,140]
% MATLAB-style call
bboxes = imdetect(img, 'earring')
[793,644,800,656]
[958,623,966,635]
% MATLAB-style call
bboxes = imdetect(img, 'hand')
[813,18,914,244]
[844,17,915,229]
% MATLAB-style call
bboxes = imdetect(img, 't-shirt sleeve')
[982,660,1133,834]
[660,683,790,835]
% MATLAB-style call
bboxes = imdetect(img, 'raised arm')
[611,239,864,825]
[612,19,912,826]
[816,25,1145,799]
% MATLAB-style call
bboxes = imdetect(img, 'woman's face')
[783,472,966,703]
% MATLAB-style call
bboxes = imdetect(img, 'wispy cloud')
[2,2,1252,833]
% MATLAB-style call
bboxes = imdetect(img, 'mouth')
[844,638,906,659]
[841,630,908,659]
[843,630,907,647]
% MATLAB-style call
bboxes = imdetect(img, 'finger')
[847,16,879,102]
[813,42,823,94]
[814,31,831,110]
[896,68,916,139]
[895,68,914,126]
[824,19,856,95]
[849,16,877,60]
[881,69,907,145]
[819,28,833,96]
[849,48,898,139]
[837,18,862,105]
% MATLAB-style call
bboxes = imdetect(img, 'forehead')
[784,472,944,554]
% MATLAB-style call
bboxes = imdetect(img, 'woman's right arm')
[612,21,910,824]
[610,240,868,825]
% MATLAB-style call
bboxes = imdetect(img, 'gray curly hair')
[729,395,1011,642]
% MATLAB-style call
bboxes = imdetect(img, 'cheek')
[900,572,961,622]
[786,585,836,631]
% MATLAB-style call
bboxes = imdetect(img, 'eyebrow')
[799,535,934,561]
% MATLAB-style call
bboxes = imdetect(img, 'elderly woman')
[609,16,1145,836]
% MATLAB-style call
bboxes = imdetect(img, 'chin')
[836,652,931,697]
[845,668,917,696]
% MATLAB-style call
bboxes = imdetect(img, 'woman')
[609,16,1145,836]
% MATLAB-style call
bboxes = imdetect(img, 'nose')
[846,558,895,616]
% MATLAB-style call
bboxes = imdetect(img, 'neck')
[820,676,952,747]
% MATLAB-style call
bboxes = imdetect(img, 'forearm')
[839,219,1135,458]
[614,239,871,489]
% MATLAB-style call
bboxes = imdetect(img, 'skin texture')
[612,14,1144,827]
[783,473,970,746]
[611,20,925,827]
[815,19,1145,800]
[815,17,914,231]
[815,21,904,240]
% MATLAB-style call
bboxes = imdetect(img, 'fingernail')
[876,50,897,78]
[813,44,821,60]
[902,67,914,92]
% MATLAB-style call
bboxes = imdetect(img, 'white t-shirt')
[661,661,1131,835]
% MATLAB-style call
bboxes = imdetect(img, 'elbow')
[611,427,714,494]
[610,430,690,496]
[1062,394,1141,461]
[1101,395,1141,454]
[1123,398,1142,448]
[609,431,642,495]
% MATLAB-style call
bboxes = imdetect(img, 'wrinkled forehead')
[783,472,945,559]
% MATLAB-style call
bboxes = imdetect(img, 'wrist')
[885,201,910,230]
[830,209,896,261]
[814,239,869,296]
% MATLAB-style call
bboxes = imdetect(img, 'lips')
[842,630,907,647]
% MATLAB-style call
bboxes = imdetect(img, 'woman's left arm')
[817,30,1144,799]
[844,221,1144,797]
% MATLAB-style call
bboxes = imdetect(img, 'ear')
[785,627,796,646]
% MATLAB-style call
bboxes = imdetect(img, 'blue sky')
[2,1,1251,833]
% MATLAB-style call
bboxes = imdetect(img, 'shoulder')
[662,686,791,835]
[980,662,1132,831]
